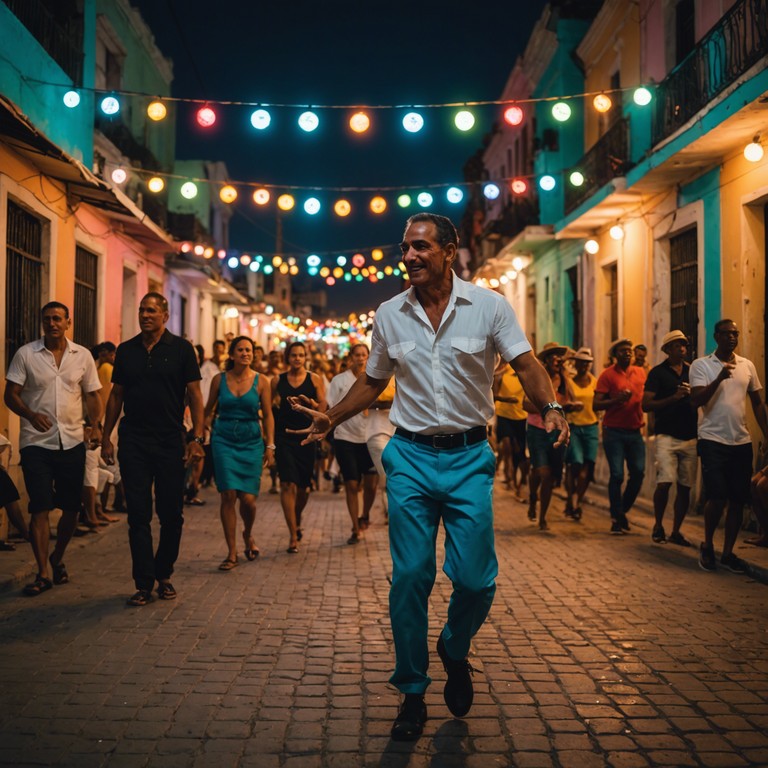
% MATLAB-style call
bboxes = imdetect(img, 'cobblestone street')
[1,482,767,768]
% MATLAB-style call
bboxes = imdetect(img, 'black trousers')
[119,430,186,591]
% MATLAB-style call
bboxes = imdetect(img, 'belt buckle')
[432,434,452,449]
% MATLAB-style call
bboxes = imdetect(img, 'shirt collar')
[403,271,470,311]
[32,337,76,354]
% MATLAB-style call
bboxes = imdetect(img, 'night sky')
[131,0,548,314]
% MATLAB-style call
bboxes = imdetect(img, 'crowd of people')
[490,324,768,575]
[0,213,767,744]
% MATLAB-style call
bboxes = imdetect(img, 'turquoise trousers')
[382,434,498,694]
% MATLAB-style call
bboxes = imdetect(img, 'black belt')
[395,425,487,449]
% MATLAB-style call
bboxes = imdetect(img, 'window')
[95,17,125,92]
[669,227,698,359]
[73,246,98,348]
[604,263,618,344]
[6,201,44,369]
[675,0,696,65]
[565,265,581,350]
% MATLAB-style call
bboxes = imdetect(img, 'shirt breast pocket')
[450,337,488,375]
[388,341,416,361]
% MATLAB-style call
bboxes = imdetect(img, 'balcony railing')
[1,0,83,84]
[564,118,632,216]
[652,0,768,146]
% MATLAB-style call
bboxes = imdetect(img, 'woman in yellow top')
[564,347,599,520]
[493,364,529,498]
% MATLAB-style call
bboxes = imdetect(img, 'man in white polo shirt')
[4,301,102,596]
[290,214,569,742]
[690,319,767,573]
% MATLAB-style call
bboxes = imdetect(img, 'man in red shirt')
[594,338,647,534]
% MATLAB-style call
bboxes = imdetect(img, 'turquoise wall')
[679,167,721,353]
[0,1,95,164]
[533,19,590,227]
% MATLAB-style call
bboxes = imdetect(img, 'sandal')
[49,558,69,585]
[156,582,177,600]
[358,516,370,531]
[218,558,238,571]
[296,527,303,542]
[23,575,53,596]
[286,543,299,554]
[347,532,361,545]
[0,541,16,551]
[127,589,152,606]
[244,549,259,561]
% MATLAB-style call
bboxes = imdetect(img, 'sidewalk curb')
[580,484,768,586]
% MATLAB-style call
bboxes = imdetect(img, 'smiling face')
[138,296,168,335]
[230,339,254,367]
[400,221,456,289]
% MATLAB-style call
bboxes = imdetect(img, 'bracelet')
[266,444,276,450]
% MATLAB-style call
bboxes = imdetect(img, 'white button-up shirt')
[367,275,530,434]
[327,369,368,443]
[6,338,101,450]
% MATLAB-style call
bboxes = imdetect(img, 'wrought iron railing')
[652,0,768,146]
[1,0,83,84]
[564,118,631,216]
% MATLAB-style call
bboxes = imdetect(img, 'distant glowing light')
[446,187,464,203]
[454,110,475,131]
[349,112,370,133]
[403,112,424,133]
[593,93,612,113]
[336,255,347,266]
[111,168,127,184]
[307,254,321,267]
[744,140,764,162]
[277,194,295,211]
[334,199,351,217]
[250,109,271,130]
[352,253,366,268]
[272,256,283,267]
[298,111,319,132]
[279,263,290,274]
[610,225,625,241]
[417,192,433,207]
[552,102,572,122]
[320,267,331,278]
[196,106,216,127]
[180,181,198,199]
[63,90,80,108]
[194,245,205,256]
[308,266,319,276]
[510,179,527,195]
[227,256,239,268]
[253,188,270,205]
[539,175,556,192]
[372,248,384,261]
[204,247,214,259]
[483,183,500,200]
[289,265,299,275]
[326,277,336,286]
[180,243,192,253]
[585,239,600,254]
[304,197,321,215]
[333,267,344,278]
[147,176,165,193]
[633,87,652,106]
[147,101,167,121]
[263,264,274,275]
[249,261,261,272]
[397,194,411,207]
[100,96,120,115]
[217,249,226,259]
[240,254,252,265]
[569,171,585,187]
[370,196,387,214]
[503,105,523,126]
[219,185,238,204]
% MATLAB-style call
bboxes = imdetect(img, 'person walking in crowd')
[749,447,768,548]
[205,336,274,569]
[524,343,572,530]
[4,302,102,595]
[594,338,647,534]
[326,344,379,545]
[197,343,221,490]
[289,213,568,742]
[632,344,651,375]
[212,339,227,371]
[643,330,697,546]
[493,362,529,499]
[0,434,29,550]
[272,341,326,553]
[101,293,205,606]
[690,319,768,572]
[365,377,397,524]
[563,347,599,521]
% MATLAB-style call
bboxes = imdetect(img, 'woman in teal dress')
[205,336,275,570]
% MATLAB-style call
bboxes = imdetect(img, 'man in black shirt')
[102,293,205,606]
[642,330,698,546]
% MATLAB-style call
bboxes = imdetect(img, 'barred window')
[74,245,98,348]
[669,228,698,359]
[6,201,43,369]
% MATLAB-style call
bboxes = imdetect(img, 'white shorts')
[654,435,697,487]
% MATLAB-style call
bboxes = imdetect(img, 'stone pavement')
[0,481,767,768]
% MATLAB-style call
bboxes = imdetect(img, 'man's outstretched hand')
[287,395,332,444]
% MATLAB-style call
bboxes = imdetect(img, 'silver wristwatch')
[540,402,565,420]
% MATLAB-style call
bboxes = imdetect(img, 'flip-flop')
[244,549,259,561]
[218,558,239,571]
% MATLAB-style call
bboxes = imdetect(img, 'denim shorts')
[565,423,599,466]
[526,425,564,474]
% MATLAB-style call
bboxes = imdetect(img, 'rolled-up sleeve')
[366,320,394,379]
[492,300,531,362]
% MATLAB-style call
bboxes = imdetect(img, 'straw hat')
[572,346,594,362]
[660,330,688,351]
[537,342,568,361]
[608,338,633,357]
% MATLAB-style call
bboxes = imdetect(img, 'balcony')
[564,118,632,216]
[1,0,83,84]
[652,0,768,146]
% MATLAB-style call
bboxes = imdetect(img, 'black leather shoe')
[437,632,474,717]
[391,694,427,741]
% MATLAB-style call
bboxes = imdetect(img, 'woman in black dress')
[271,342,327,552]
